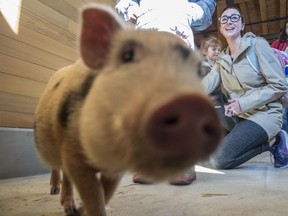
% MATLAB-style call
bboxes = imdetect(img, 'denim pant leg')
[210,118,269,169]
[282,108,288,133]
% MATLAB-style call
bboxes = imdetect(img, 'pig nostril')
[203,123,217,137]
[162,115,179,126]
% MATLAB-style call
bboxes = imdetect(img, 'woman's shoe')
[132,167,197,185]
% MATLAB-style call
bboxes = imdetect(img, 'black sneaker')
[269,130,288,168]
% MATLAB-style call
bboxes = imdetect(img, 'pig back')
[34,60,97,167]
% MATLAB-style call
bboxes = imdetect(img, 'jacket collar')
[216,32,258,73]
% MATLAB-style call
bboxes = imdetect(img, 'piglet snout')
[146,94,222,158]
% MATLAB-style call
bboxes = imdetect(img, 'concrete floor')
[0,153,287,216]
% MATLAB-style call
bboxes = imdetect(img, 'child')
[200,36,222,77]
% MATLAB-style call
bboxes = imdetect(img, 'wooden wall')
[195,0,288,47]
[0,0,287,128]
[0,0,114,128]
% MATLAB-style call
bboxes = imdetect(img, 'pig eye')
[120,40,141,63]
[121,48,135,63]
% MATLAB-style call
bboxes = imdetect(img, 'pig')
[34,3,222,216]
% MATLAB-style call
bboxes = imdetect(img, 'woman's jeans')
[210,116,269,169]
[282,108,288,132]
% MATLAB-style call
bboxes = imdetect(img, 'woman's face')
[219,8,244,40]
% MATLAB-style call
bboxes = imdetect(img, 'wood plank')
[0,15,78,62]
[20,10,78,49]
[216,1,226,46]
[0,53,54,83]
[39,0,79,22]
[239,2,252,32]
[0,34,73,70]
[0,92,38,114]
[279,0,287,28]
[0,111,34,128]
[21,0,78,35]
[0,73,47,98]
[82,0,115,6]
[63,0,84,9]
[259,0,268,35]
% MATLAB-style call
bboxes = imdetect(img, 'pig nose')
[146,94,222,157]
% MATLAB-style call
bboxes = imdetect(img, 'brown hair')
[219,6,245,24]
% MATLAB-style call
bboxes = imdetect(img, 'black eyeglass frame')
[218,14,242,24]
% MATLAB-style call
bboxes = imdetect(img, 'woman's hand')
[224,98,242,116]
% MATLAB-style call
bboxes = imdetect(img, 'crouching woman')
[202,6,288,169]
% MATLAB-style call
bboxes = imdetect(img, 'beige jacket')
[202,32,288,139]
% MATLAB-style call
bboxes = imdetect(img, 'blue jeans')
[210,117,269,169]
[282,108,288,132]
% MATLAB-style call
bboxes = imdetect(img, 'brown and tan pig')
[34,3,222,216]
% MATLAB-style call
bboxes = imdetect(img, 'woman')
[271,21,288,52]
[202,6,288,169]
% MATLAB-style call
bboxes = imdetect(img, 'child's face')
[204,45,221,62]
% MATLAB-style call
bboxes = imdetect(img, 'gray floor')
[0,153,287,216]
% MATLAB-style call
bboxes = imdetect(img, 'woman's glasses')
[218,14,241,24]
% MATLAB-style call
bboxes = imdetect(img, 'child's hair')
[200,36,222,54]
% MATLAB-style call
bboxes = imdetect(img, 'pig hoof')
[65,206,80,216]
[50,186,60,195]
[77,206,85,216]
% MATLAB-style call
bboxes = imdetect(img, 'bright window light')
[0,0,22,34]
[195,165,225,174]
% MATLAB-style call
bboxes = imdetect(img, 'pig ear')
[80,5,124,69]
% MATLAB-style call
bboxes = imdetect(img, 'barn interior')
[0,0,288,216]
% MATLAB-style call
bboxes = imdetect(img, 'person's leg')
[215,106,235,134]
[210,119,269,169]
[281,108,288,132]
[270,129,288,168]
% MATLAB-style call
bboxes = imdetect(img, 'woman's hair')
[279,21,288,42]
[200,36,222,53]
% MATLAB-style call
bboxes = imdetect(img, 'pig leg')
[60,172,78,215]
[64,160,107,216]
[50,169,61,195]
[100,173,123,204]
